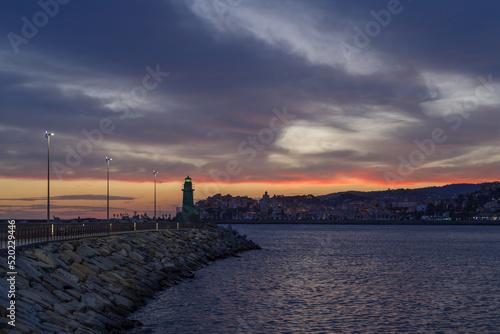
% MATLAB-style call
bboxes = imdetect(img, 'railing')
[0,221,204,249]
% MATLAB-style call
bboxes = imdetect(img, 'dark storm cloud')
[370,0,500,74]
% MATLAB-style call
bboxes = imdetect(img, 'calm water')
[129,224,500,333]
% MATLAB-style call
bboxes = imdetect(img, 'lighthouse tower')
[176,176,200,222]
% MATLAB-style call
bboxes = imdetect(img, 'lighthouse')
[176,176,200,222]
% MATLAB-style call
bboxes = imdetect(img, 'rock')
[103,283,124,295]
[59,249,83,264]
[64,320,80,332]
[120,279,140,291]
[13,274,30,291]
[62,241,75,251]
[112,295,136,312]
[81,294,106,312]
[107,271,126,282]
[98,272,117,284]
[41,243,59,253]
[129,250,146,262]
[76,243,102,258]
[29,282,57,305]
[83,261,101,274]
[95,291,116,309]
[73,311,107,330]
[69,266,86,281]
[65,288,82,301]
[15,304,44,329]
[161,259,176,269]
[82,281,101,294]
[89,256,117,271]
[33,249,60,268]
[119,248,128,257]
[41,275,65,291]
[43,309,72,328]
[86,274,102,285]
[96,245,112,256]
[72,262,98,277]
[53,290,74,303]
[53,302,71,316]
[18,289,53,309]
[15,258,44,281]
[111,251,128,263]
[51,269,80,290]
[59,299,81,314]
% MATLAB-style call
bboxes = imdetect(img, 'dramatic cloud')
[1,0,500,217]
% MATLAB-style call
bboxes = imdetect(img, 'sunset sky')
[1,0,500,219]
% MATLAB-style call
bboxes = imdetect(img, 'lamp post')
[45,131,54,223]
[106,157,112,222]
[153,170,158,221]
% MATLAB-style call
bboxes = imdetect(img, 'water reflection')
[129,225,500,333]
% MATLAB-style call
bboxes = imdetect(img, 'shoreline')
[3,219,499,226]
[214,220,500,226]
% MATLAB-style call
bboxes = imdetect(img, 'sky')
[1,0,500,219]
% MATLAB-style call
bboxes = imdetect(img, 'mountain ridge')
[318,182,494,203]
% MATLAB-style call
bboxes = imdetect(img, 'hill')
[318,183,486,203]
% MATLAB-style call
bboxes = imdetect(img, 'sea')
[128,224,500,333]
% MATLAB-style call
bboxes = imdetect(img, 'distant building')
[484,200,500,213]
[262,191,270,201]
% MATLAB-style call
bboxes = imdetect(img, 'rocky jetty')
[0,224,260,333]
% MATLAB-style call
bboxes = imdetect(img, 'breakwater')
[0,224,260,333]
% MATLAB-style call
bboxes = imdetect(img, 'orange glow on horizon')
[3,175,496,220]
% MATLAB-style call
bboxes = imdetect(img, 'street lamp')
[45,131,54,223]
[106,157,112,222]
[153,170,158,221]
